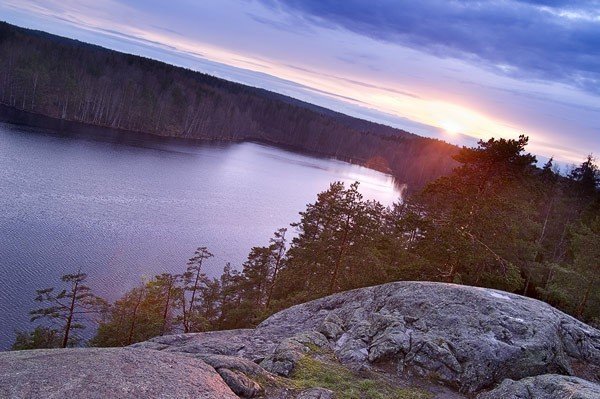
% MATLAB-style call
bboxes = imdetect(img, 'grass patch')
[254,372,295,390]
[305,342,325,354]
[291,355,431,399]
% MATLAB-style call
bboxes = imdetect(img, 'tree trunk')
[266,233,286,309]
[328,212,352,295]
[446,263,457,283]
[576,278,595,318]
[127,288,145,345]
[62,280,79,348]
[187,260,203,320]
[522,272,531,296]
[181,294,189,333]
[31,73,38,110]
[160,281,173,336]
[542,264,555,300]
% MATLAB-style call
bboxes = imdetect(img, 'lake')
[0,122,402,349]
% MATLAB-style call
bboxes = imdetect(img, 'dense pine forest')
[0,22,458,190]
[14,136,599,349]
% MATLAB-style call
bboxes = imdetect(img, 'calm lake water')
[0,122,402,349]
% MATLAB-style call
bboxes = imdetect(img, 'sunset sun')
[439,120,464,135]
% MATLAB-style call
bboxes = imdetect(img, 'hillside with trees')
[15,136,599,349]
[0,21,458,190]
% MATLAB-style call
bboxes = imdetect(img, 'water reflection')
[0,123,403,348]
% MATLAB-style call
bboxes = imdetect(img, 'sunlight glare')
[439,120,463,135]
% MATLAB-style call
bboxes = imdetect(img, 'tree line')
[13,136,599,350]
[0,22,459,190]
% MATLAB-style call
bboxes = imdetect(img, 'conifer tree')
[265,228,287,309]
[570,215,600,318]
[29,271,107,348]
[414,136,538,289]
[278,182,388,300]
[148,273,183,336]
[182,247,213,333]
[92,282,159,347]
[569,154,599,196]
[12,326,61,350]
[92,274,183,346]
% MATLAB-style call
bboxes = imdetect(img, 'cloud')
[1,0,597,162]
[259,0,600,93]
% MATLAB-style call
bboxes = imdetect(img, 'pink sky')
[1,0,598,166]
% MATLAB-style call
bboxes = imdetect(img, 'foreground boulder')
[476,374,600,399]
[0,348,238,399]
[3,282,598,398]
[136,281,600,395]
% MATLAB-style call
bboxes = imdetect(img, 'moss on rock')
[291,355,431,399]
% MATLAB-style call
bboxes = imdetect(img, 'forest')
[0,21,458,190]
[13,136,600,350]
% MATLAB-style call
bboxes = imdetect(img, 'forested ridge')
[14,136,600,350]
[0,21,458,189]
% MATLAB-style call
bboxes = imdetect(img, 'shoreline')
[0,103,393,177]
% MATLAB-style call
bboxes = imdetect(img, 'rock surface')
[476,374,600,399]
[135,281,600,394]
[3,282,599,398]
[217,368,263,398]
[294,388,334,399]
[0,347,238,399]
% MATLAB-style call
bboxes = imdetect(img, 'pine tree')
[569,155,599,196]
[414,136,538,290]
[147,273,183,336]
[92,274,183,347]
[29,271,107,348]
[240,246,272,308]
[570,215,600,318]
[265,228,287,309]
[217,263,246,329]
[182,247,213,333]
[12,326,61,350]
[278,182,388,300]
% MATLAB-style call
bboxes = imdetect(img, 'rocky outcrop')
[0,347,238,399]
[3,282,599,398]
[135,281,600,396]
[217,368,263,398]
[476,374,600,399]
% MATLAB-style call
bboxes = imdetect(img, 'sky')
[1,0,599,165]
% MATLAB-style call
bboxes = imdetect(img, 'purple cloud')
[260,0,600,93]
